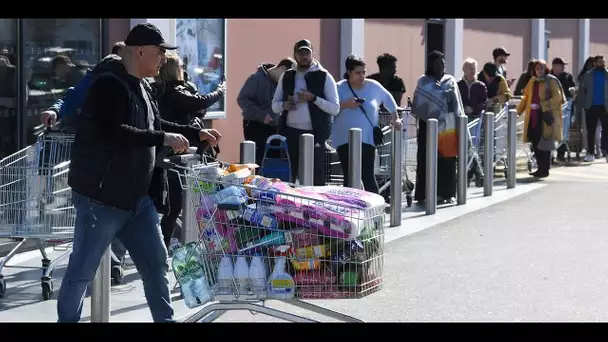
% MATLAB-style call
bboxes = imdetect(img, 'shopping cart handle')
[155,146,203,170]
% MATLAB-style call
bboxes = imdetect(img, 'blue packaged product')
[243,204,278,230]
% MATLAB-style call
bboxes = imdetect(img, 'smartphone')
[355,98,366,103]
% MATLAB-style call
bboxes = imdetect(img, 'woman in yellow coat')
[516,59,565,178]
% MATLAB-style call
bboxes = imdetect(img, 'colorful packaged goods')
[176,163,384,306]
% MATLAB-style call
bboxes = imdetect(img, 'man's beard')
[297,60,311,69]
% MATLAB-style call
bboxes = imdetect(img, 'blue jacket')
[48,54,123,119]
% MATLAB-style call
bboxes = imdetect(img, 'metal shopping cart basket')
[466,103,511,183]
[0,127,75,300]
[160,150,385,322]
[375,108,415,207]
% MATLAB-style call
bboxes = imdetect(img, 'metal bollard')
[390,121,403,226]
[506,109,517,189]
[181,159,198,245]
[483,112,495,196]
[91,248,111,322]
[457,115,468,205]
[299,134,315,186]
[239,140,256,165]
[348,128,362,189]
[425,119,438,215]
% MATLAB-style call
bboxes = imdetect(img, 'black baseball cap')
[552,57,568,65]
[492,47,510,59]
[294,39,313,53]
[125,23,178,50]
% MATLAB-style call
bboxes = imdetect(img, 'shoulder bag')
[347,81,384,147]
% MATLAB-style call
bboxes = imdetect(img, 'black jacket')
[152,80,224,126]
[550,70,576,99]
[68,56,201,211]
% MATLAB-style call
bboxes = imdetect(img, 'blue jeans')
[57,192,174,322]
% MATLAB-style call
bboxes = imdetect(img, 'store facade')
[1,18,602,163]
[0,19,110,159]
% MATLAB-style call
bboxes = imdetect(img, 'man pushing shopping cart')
[54,23,222,323]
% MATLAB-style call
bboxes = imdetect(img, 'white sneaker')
[584,155,595,162]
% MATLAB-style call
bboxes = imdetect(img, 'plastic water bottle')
[193,276,212,304]
[169,238,182,253]
[180,277,199,308]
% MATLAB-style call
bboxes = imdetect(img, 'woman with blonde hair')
[516,59,565,178]
[152,53,225,249]
[153,54,225,127]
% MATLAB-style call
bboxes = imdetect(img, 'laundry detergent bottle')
[248,253,268,298]
[267,251,295,300]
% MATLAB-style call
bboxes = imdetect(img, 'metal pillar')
[299,134,315,186]
[457,115,468,205]
[348,128,362,189]
[181,158,198,245]
[507,109,517,189]
[390,121,403,226]
[483,112,495,196]
[91,248,111,322]
[425,119,438,215]
[239,141,256,165]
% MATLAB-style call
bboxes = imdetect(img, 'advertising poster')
[176,19,225,112]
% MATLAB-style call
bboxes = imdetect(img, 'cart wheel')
[406,195,412,207]
[41,258,50,276]
[576,153,580,161]
[0,275,6,298]
[475,177,483,188]
[111,265,124,286]
[527,161,532,172]
[41,278,53,301]
[567,155,572,163]
[504,169,508,179]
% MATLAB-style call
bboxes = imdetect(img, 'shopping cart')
[159,150,385,322]
[466,103,511,181]
[0,128,75,300]
[553,99,578,163]
[376,108,414,206]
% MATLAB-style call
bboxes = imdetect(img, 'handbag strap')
[347,81,376,130]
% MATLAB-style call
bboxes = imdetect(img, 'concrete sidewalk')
[0,175,549,322]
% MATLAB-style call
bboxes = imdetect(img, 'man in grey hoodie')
[238,58,294,166]
[272,39,340,185]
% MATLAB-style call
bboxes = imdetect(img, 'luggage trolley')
[158,151,386,322]
[258,135,292,183]
[0,128,75,300]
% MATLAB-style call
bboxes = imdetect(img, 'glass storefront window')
[22,19,101,146]
[176,19,226,118]
[0,19,17,160]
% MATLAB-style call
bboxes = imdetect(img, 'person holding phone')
[332,54,400,193]
[272,39,340,185]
